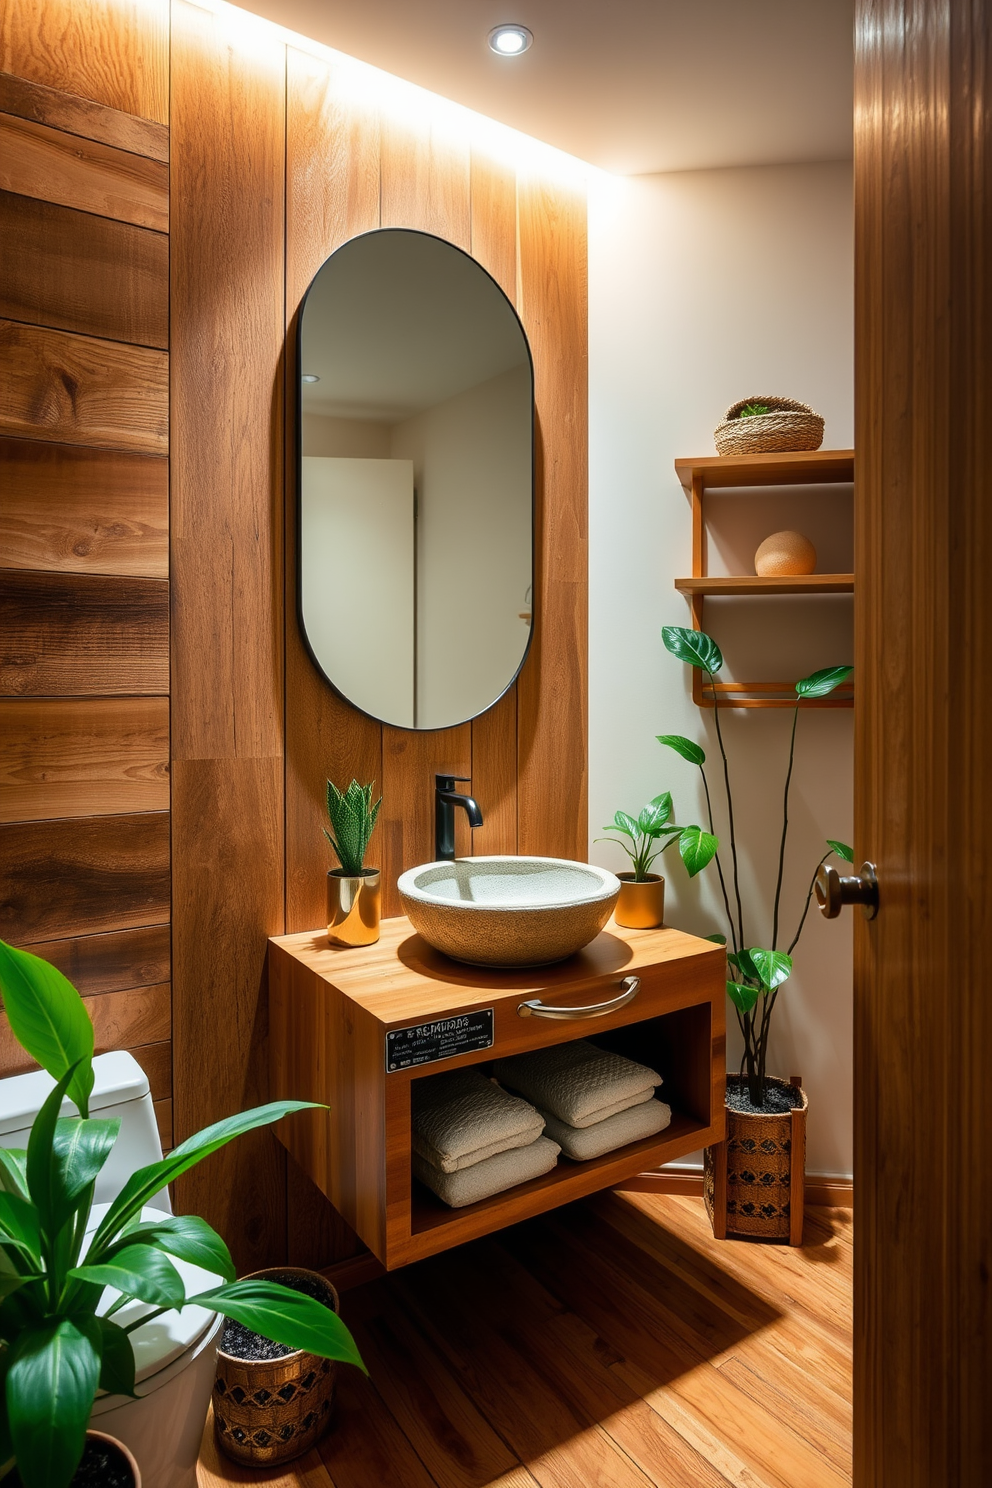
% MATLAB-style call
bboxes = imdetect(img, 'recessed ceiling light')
[488,24,533,56]
[301,373,320,383]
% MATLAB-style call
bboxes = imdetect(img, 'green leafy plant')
[0,939,366,1488]
[737,402,770,418]
[659,626,853,1105]
[324,778,381,876]
[596,793,717,882]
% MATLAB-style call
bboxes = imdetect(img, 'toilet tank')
[0,1050,172,1212]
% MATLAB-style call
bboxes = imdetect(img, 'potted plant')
[325,779,382,948]
[6,1430,141,1488]
[658,626,852,1243]
[0,939,366,1488]
[596,793,715,928]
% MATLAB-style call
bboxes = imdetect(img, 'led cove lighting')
[488,24,532,56]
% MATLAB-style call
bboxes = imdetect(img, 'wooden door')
[853,2,991,1482]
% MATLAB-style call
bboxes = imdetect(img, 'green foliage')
[325,778,382,876]
[595,793,696,881]
[0,939,367,1488]
[657,734,706,766]
[737,402,770,418]
[659,628,853,1104]
[661,625,724,674]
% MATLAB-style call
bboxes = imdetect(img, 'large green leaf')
[6,1316,101,1488]
[0,1149,28,1201]
[657,734,706,766]
[795,664,853,699]
[662,626,724,674]
[188,1278,366,1373]
[727,948,759,982]
[827,839,854,863]
[70,1244,185,1309]
[638,796,672,835]
[52,1117,120,1211]
[726,980,760,1015]
[0,941,94,1117]
[747,947,793,990]
[110,1214,235,1283]
[678,825,719,877]
[612,810,640,840]
[25,1065,79,1239]
[89,1101,319,1255]
[0,1193,42,1268]
[94,1317,135,1399]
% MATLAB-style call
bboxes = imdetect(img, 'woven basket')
[704,1076,807,1241]
[714,396,824,456]
[213,1268,339,1467]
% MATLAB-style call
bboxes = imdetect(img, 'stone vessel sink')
[397,856,621,968]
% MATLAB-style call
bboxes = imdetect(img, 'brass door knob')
[815,861,879,920]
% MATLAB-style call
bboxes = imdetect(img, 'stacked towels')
[493,1040,671,1161]
[412,1067,559,1208]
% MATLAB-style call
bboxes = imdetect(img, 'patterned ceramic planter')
[213,1268,339,1466]
[704,1075,807,1245]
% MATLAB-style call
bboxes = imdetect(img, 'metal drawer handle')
[517,975,641,1020]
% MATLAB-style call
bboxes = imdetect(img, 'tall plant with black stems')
[658,626,853,1106]
[0,939,366,1488]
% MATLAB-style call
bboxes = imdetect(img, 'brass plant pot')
[327,868,380,948]
[213,1268,340,1466]
[614,873,665,929]
[703,1075,808,1244]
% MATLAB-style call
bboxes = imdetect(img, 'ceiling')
[235,0,853,175]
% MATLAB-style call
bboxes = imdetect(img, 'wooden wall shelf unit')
[674,448,855,709]
[270,918,725,1270]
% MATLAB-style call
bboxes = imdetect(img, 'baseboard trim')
[618,1166,854,1208]
[321,1252,385,1291]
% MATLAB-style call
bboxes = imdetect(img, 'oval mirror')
[298,229,534,730]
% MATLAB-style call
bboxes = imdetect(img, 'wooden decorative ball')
[754,530,817,577]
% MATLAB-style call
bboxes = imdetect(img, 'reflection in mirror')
[299,229,534,730]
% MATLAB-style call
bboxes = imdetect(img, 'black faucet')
[434,774,483,861]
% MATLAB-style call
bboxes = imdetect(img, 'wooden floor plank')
[199,1195,852,1488]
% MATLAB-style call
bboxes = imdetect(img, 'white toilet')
[0,1051,224,1488]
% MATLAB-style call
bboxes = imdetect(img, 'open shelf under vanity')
[269,917,725,1270]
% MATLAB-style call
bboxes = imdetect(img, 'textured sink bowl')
[397,856,621,968]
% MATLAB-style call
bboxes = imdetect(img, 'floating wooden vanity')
[269,917,726,1270]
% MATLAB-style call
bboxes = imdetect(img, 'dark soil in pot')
[221,1268,332,1361]
[8,1437,135,1488]
[726,1081,804,1115]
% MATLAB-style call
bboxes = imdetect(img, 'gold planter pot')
[327,868,380,948]
[614,873,665,929]
[703,1075,808,1245]
[213,1268,340,1466]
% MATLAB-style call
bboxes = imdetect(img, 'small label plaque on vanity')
[385,1010,494,1072]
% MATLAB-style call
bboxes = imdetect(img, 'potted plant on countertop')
[658,626,852,1243]
[597,793,717,929]
[0,938,366,1488]
[325,778,382,948]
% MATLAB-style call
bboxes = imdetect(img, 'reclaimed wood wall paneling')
[0,111,168,231]
[0,70,170,160]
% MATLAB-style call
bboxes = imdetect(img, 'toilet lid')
[84,1203,223,1383]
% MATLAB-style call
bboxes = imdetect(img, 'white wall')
[588,162,854,1177]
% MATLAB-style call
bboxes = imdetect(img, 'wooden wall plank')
[0,439,168,578]
[0,697,169,823]
[0,191,168,348]
[0,811,170,944]
[0,321,168,453]
[0,113,168,231]
[0,571,169,696]
[0,0,169,126]
[516,173,589,862]
[129,1037,171,1101]
[171,0,287,1272]
[18,924,170,995]
[0,981,171,1072]
[285,50,382,938]
[0,71,169,161]
[155,1096,173,1149]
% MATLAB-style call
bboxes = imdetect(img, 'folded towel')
[493,1040,662,1128]
[413,1135,561,1208]
[411,1068,544,1173]
[541,1098,672,1162]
